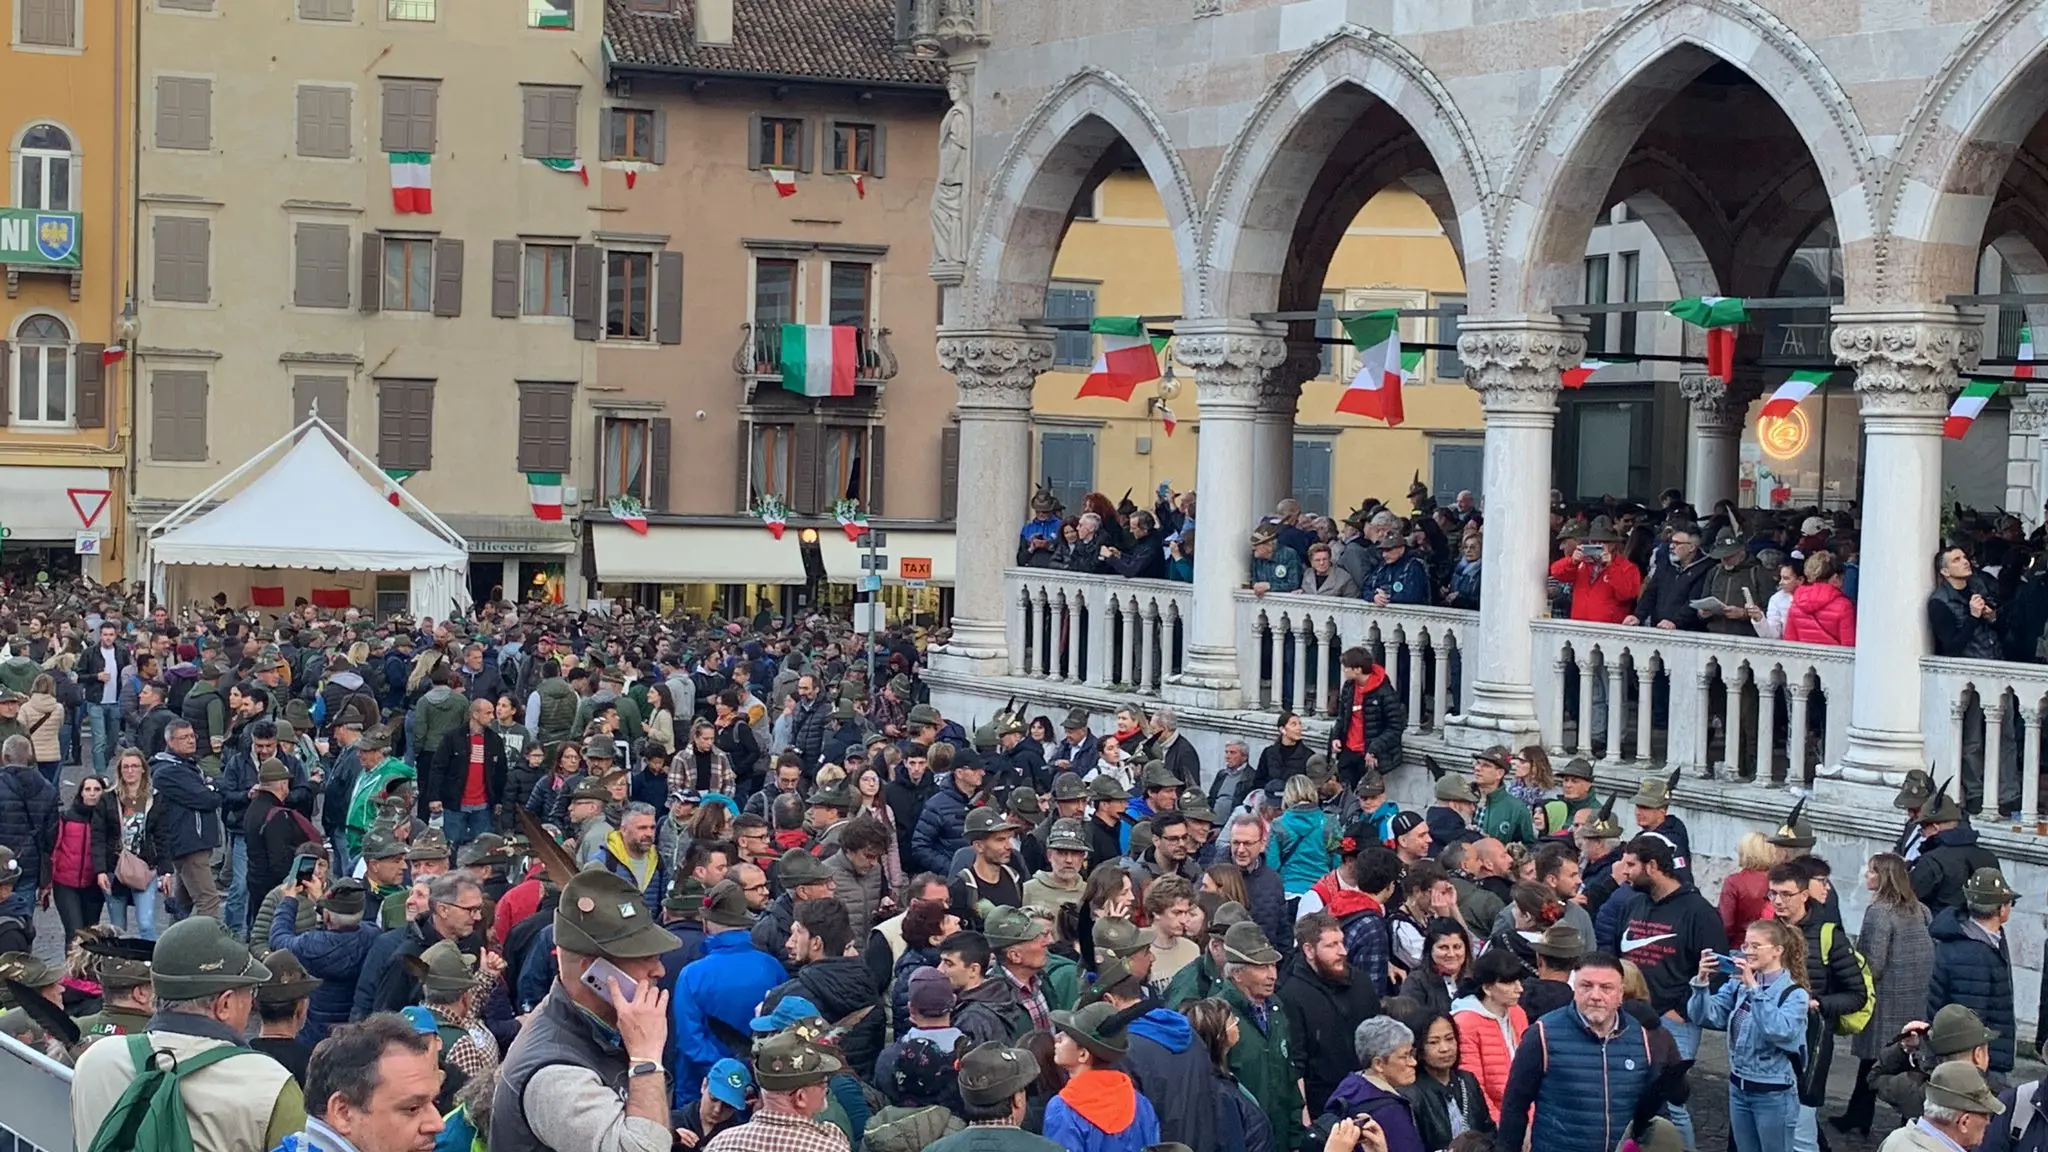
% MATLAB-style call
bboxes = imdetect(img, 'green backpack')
[1819,921,1876,1036]
[86,1035,255,1152]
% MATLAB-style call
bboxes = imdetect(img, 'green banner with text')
[0,209,81,269]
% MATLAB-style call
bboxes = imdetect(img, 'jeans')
[219,835,249,933]
[106,880,160,939]
[1728,1085,1799,1152]
[1665,1016,1701,1152]
[37,761,62,790]
[88,702,123,775]
[442,806,493,849]
[52,883,105,948]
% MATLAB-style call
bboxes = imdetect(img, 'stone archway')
[962,67,1201,327]
[1197,25,1491,320]
[1608,153,1732,301]
[1494,0,1877,313]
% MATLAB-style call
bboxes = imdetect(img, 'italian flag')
[609,496,648,535]
[780,324,857,398]
[1562,359,1612,389]
[100,345,127,367]
[1759,369,1834,419]
[2017,325,2035,380]
[847,173,866,199]
[539,157,588,185]
[1946,379,2002,439]
[1668,296,1749,382]
[389,153,432,214]
[1336,309,1405,426]
[1076,317,1161,401]
[526,472,564,521]
[532,2,572,27]
[768,169,797,197]
[382,468,414,507]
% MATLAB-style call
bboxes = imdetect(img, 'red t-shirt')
[1344,682,1368,752]
[461,732,488,806]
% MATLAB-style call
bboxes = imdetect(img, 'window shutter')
[294,375,348,434]
[0,341,8,427]
[413,81,438,152]
[516,383,545,472]
[571,244,599,340]
[792,419,821,515]
[655,251,683,345]
[735,423,754,512]
[543,384,573,472]
[521,88,550,158]
[872,123,887,179]
[296,88,321,157]
[651,109,667,165]
[746,112,763,170]
[154,77,182,149]
[380,81,410,153]
[432,238,464,317]
[377,381,402,466]
[491,240,520,318]
[599,111,618,162]
[865,424,886,515]
[359,233,383,313]
[408,383,435,469]
[796,120,813,173]
[74,344,105,429]
[649,416,672,511]
[938,424,959,521]
[555,89,580,158]
[152,371,207,462]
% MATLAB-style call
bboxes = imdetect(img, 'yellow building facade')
[1034,172,1480,517]
[1,0,135,581]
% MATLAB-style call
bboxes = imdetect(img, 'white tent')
[148,416,470,617]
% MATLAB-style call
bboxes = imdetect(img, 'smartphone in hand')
[580,956,640,1005]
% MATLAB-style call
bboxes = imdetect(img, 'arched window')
[12,313,73,426]
[17,124,73,211]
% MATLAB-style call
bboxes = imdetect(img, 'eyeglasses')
[742,882,771,893]
[1767,888,1802,900]
[439,901,485,916]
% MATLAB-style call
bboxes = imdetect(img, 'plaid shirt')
[706,1109,851,1152]
[1007,970,1052,1034]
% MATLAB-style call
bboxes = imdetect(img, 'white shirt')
[98,644,120,704]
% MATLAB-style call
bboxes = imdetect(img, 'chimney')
[696,0,734,46]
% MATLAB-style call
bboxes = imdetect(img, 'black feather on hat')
[1597,792,1616,823]
[1425,754,1445,781]
[1666,767,1681,797]
[5,982,78,1049]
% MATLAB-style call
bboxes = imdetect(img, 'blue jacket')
[672,929,789,1101]
[1364,552,1431,605]
[1124,1010,1217,1152]
[1270,805,1334,897]
[910,775,975,875]
[269,896,384,1044]
[1929,905,2017,1072]
[1687,970,1807,1086]
[1498,1006,1656,1152]
[149,750,223,858]
[0,763,56,886]
[1042,1073,1160,1152]
[1320,1072,1426,1152]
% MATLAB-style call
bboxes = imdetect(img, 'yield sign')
[67,488,111,529]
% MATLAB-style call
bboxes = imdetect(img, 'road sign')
[74,532,101,555]
[860,553,889,571]
[861,574,882,592]
[905,579,927,590]
[852,602,886,631]
[899,556,932,581]
[67,488,111,528]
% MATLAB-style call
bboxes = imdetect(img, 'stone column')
[1833,308,1980,783]
[1249,341,1321,519]
[1165,319,1285,709]
[1680,372,1746,513]
[929,327,1054,674]
[2007,383,2048,529]
[1446,315,1584,747]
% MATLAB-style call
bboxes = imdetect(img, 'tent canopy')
[152,431,466,570]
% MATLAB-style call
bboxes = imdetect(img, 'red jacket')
[1783,582,1855,646]
[1549,554,1643,624]
[1453,997,1530,1120]
[1719,867,1771,944]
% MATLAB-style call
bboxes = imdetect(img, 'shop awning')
[591,524,955,585]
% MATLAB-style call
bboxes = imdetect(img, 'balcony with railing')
[1004,569,1191,694]
[1235,592,1472,736]
[734,323,898,397]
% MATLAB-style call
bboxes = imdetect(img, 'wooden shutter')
[735,422,754,512]
[152,371,207,462]
[405,382,435,468]
[0,341,8,427]
[295,223,349,308]
[655,251,683,345]
[549,88,579,158]
[651,109,667,165]
[297,87,350,159]
[792,419,821,515]
[746,112,763,169]
[938,424,959,520]
[379,80,410,153]
[412,81,438,152]
[515,382,572,472]
[294,375,348,434]
[74,344,105,429]
[156,77,211,150]
[379,380,434,471]
[521,88,551,158]
[871,123,888,179]
[491,240,520,318]
[865,424,886,515]
[153,216,209,303]
[432,238,464,317]
[376,381,403,466]
[571,244,599,340]
[648,416,672,510]
[359,233,383,313]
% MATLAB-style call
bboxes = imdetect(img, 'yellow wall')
[1039,172,1478,511]
[1,0,135,575]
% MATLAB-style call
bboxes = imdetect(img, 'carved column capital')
[1679,372,1747,435]
[1832,309,1981,418]
[1175,319,1287,412]
[937,327,1055,411]
[2013,383,2048,432]
[1254,339,1322,413]
[1457,314,1584,416]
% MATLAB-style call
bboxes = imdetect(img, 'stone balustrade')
[1003,568,1191,693]
[1922,656,2048,827]
[1232,591,1472,735]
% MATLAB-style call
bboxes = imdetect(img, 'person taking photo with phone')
[1688,921,1811,1152]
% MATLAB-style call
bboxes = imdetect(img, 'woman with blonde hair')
[21,671,65,787]
[1272,773,1335,897]
[1832,852,1934,1135]
[1721,831,1776,943]
[103,747,160,939]
[1689,918,1810,1152]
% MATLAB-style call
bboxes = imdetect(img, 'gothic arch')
[1607,150,1734,300]
[1493,0,1877,313]
[1198,26,1491,320]
[1986,230,2048,341]
[962,68,1200,326]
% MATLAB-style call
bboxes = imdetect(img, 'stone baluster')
[1547,649,1568,755]
[1755,670,1780,783]
[1574,648,1595,759]
[1834,309,1980,783]
[1062,590,1084,683]
[1982,688,2005,826]
[1432,631,1453,734]
[1724,665,1748,778]
[1601,653,1626,767]
[1634,657,1656,762]
[2024,697,2043,828]
[1788,679,1812,786]
[1165,320,1285,708]
[932,329,1054,676]
[1119,595,1140,689]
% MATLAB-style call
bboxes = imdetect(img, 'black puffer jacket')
[1929,906,2016,1072]
[1278,951,1383,1116]
[1911,827,2002,912]
[790,697,832,770]
[1255,739,1312,794]
[148,750,223,860]
[766,957,884,1078]
[1329,667,1405,766]
[0,762,57,886]
[1634,556,1712,629]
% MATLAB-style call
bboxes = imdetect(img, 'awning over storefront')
[591,524,956,585]
[0,466,113,540]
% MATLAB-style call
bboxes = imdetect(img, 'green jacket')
[0,717,23,749]
[344,756,417,851]
[412,686,470,763]
[0,657,39,695]
[533,678,579,747]
[1220,981,1302,1151]
[573,691,644,743]
[1163,954,1226,1009]
[1041,951,1081,1012]
[250,883,319,954]
[1475,787,1535,845]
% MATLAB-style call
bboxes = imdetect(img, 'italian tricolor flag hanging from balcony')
[1336,309,1405,426]
[2018,325,2036,379]
[1076,317,1162,400]
[539,157,588,184]
[1759,369,1836,419]
[1946,379,2002,439]
[389,153,432,213]
[526,472,564,521]
[1667,296,1749,382]
[780,324,857,398]
[382,468,414,507]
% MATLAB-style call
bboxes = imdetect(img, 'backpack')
[85,1034,255,1152]
[1819,922,1875,1035]
[262,803,322,851]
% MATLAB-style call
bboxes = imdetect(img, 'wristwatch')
[627,1060,665,1079]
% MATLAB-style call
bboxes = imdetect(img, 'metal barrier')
[0,1031,73,1152]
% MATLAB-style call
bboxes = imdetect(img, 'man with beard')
[1446,837,1512,931]
[1577,798,1629,919]
[1127,810,1198,889]
[763,899,884,1078]
[1280,910,1382,1117]
[1616,834,1726,1151]
[1021,819,1090,915]
[595,802,667,919]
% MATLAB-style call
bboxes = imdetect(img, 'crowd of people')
[0,573,2037,1152]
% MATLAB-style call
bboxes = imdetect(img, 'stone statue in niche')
[932,70,971,269]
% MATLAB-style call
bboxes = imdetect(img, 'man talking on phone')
[495,866,678,1152]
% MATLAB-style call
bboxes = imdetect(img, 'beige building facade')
[131,0,607,605]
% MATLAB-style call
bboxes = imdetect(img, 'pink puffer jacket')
[1783,582,1856,647]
